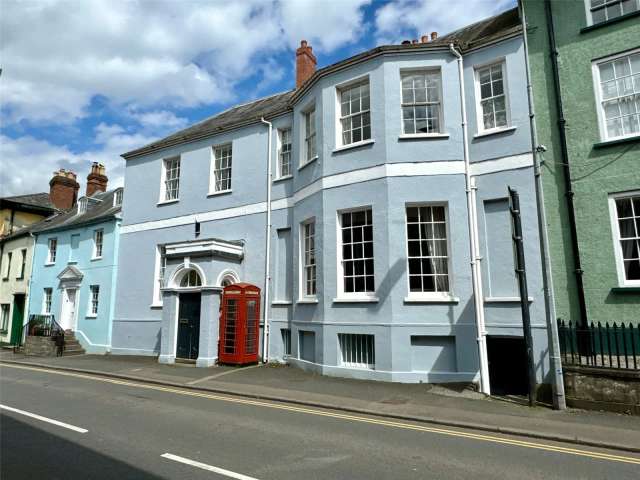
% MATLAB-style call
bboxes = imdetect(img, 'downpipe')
[518,1,566,410]
[260,117,273,364]
[450,44,491,395]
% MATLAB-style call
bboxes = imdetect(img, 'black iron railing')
[26,314,64,338]
[558,319,640,370]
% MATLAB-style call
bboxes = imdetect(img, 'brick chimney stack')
[49,169,80,210]
[86,162,108,197]
[296,40,317,89]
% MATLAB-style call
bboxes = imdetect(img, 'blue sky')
[1,0,515,197]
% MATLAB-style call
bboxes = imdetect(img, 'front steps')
[24,331,86,357]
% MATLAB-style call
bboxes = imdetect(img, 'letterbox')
[218,283,261,365]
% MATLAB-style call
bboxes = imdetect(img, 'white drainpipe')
[449,43,491,395]
[260,117,273,363]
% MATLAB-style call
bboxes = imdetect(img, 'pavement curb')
[2,359,639,455]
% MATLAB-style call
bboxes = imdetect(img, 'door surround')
[59,287,79,331]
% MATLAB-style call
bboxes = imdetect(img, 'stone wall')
[24,336,57,356]
[563,365,640,415]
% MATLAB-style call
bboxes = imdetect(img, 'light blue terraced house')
[112,8,554,396]
[28,176,123,354]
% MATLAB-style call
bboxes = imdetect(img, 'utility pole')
[509,187,537,407]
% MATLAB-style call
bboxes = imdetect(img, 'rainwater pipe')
[449,43,491,395]
[260,117,273,363]
[519,1,566,409]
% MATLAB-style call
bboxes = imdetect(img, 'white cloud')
[374,0,516,45]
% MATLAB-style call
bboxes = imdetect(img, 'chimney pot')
[431,31,438,40]
[296,39,317,89]
[421,35,429,43]
[49,169,80,210]
[86,162,109,197]
[412,39,418,44]
[401,40,411,45]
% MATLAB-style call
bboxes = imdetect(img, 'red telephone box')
[218,283,261,365]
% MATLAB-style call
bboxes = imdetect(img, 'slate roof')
[0,192,56,213]
[122,7,520,160]
[30,188,123,234]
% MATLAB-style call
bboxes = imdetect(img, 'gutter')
[449,43,490,395]
[519,1,566,410]
[260,117,273,363]
[544,0,589,325]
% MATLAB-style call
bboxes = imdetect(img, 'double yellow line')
[3,362,640,466]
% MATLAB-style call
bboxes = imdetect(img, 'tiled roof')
[0,192,56,212]
[31,188,123,234]
[122,7,520,160]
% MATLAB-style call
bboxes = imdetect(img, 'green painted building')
[521,0,640,325]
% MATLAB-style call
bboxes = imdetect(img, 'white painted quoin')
[112,8,553,388]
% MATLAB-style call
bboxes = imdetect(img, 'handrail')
[26,314,64,338]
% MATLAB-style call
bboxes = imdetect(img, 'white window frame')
[608,190,640,286]
[404,203,453,300]
[400,68,444,136]
[88,285,99,317]
[336,76,372,147]
[0,304,9,332]
[592,48,640,142]
[277,128,292,179]
[3,252,11,279]
[302,103,317,166]
[473,59,511,134]
[43,288,52,314]
[160,156,180,203]
[47,238,57,264]
[113,189,123,207]
[338,333,375,369]
[299,218,317,300]
[210,144,233,194]
[18,248,26,279]
[92,228,104,259]
[336,206,376,300]
[584,0,640,25]
[152,245,166,306]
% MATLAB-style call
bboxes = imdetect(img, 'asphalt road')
[1,364,638,480]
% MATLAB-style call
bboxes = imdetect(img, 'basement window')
[338,333,375,369]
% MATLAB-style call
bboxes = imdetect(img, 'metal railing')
[558,319,640,370]
[26,314,64,338]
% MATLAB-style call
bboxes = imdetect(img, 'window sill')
[273,175,293,184]
[86,314,97,319]
[298,156,318,171]
[332,139,375,154]
[0,330,7,334]
[593,135,640,150]
[610,286,640,294]
[91,257,102,262]
[398,133,449,141]
[1,278,8,282]
[297,298,319,304]
[473,126,517,139]
[45,263,55,267]
[484,296,533,303]
[404,295,459,304]
[150,303,164,309]
[581,11,640,33]
[207,189,232,197]
[272,300,293,306]
[157,199,179,206]
[15,277,24,281]
[333,296,379,303]
[67,261,78,265]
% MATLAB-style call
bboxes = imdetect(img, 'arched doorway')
[174,268,203,360]
[217,269,240,287]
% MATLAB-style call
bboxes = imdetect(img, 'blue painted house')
[28,168,123,354]
[112,8,553,395]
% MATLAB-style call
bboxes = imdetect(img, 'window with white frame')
[304,106,317,162]
[89,285,99,316]
[93,229,103,258]
[162,156,180,201]
[47,238,57,264]
[153,245,167,304]
[0,304,9,332]
[339,80,371,145]
[339,208,375,295]
[281,328,291,356]
[611,193,640,284]
[338,333,375,369]
[401,70,442,135]
[406,205,450,295]
[213,144,232,192]
[476,62,509,132]
[594,51,640,141]
[114,189,123,206]
[43,288,52,314]
[301,220,316,297]
[278,128,292,178]
[3,252,10,279]
[588,0,639,25]
[180,269,202,288]
[78,198,88,214]
[18,249,26,279]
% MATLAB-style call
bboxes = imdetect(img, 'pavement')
[2,364,639,479]
[1,349,640,455]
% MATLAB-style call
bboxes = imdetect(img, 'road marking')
[186,364,262,385]
[162,453,260,479]
[3,363,640,466]
[0,404,88,433]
